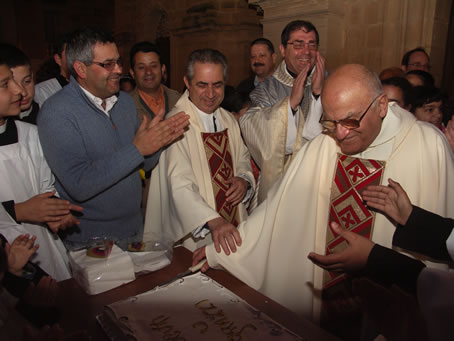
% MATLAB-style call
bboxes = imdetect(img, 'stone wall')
[115,0,262,89]
[1,0,114,76]
[1,0,451,90]
[250,0,452,85]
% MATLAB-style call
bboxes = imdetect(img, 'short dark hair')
[129,41,161,69]
[411,85,443,113]
[401,47,430,67]
[66,27,115,78]
[0,43,30,68]
[250,38,275,54]
[281,20,319,47]
[406,70,435,87]
[185,48,228,83]
[53,33,71,57]
[120,75,135,87]
[221,85,251,113]
[381,76,413,108]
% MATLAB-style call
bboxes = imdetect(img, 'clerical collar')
[369,102,401,148]
[286,65,315,80]
[286,67,297,79]
[197,108,222,133]
[0,119,19,146]
[79,85,118,116]
[188,96,222,132]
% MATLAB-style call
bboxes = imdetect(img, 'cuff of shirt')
[2,200,18,223]
[237,173,254,204]
[192,222,211,239]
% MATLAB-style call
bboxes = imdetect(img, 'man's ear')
[54,53,62,67]
[279,44,286,59]
[161,64,166,75]
[73,61,87,80]
[400,65,407,73]
[378,94,389,118]
[183,76,190,89]
[129,68,135,80]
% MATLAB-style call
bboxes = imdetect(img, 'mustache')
[253,62,265,67]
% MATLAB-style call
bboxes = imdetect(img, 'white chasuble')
[206,103,454,321]
[144,91,254,251]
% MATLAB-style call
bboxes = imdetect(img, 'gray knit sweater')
[38,77,159,248]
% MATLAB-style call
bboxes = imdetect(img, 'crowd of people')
[0,19,453,340]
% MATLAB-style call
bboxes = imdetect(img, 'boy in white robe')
[0,53,82,281]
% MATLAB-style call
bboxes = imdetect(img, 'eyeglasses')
[319,94,382,132]
[287,40,318,50]
[91,58,123,71]
[407,63,430,70]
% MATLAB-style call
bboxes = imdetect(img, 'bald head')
[321,64,388,155]
[322,64,382,103]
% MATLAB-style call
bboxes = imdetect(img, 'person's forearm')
[393,206,453,261]
[365,244,426,295]
[46,144,144,202]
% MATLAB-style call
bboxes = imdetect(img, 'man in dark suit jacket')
[237,38,276,97]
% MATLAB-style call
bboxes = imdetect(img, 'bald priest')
[194,64,454,329]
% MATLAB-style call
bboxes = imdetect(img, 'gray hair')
[66,27,115,79]
[185,49,228,83]
[368,71,384,97]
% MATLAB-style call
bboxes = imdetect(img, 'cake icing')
[100,273,304,340]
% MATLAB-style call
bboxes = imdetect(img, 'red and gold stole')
[321,154,385,335]
[201,129,239,226]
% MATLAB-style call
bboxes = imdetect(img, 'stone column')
[114,0,170,74]
[168,1,262,89]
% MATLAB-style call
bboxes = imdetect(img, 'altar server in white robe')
[144,49,255,253]
[0,60,82,281]
[193,64,454,324]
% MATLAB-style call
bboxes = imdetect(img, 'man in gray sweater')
[38,28,189,250]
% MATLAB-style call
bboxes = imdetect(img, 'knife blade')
[157,260,205,288]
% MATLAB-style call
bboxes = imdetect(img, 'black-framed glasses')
[91,58,122,71]
[319,94,382,132]
[287,40,318,50]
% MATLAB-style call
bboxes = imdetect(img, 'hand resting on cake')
[207,217,241,255]
[192,246,211,272]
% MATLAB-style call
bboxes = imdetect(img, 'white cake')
[98,273,304,340]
